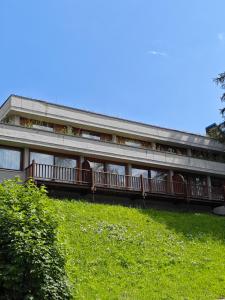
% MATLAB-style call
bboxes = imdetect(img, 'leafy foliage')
[207,72,225,141]
[48,199,225,299]
[0,179,70,300]
[214,72,225,108]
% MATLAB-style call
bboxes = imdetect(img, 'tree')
[206,72,225,142]
[214,72,225,114]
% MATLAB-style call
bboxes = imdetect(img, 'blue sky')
[0,0,225,134]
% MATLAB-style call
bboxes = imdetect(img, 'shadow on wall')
[141,208,225,242]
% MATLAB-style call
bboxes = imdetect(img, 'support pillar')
[151,142,156,151]
[79,156,84,167]
[78,156,84,182]
[126,163,132,188]
[126,163,132,176]
[112,135,117,143]
[23,148,30,170]
[187,148,192,157]
[14,115,20,126]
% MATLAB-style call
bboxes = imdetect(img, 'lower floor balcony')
[25,162,225,205]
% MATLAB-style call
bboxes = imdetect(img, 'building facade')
[0,94,225,204]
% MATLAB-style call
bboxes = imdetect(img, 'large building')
[0,94,225,205]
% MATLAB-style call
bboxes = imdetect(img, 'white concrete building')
[0,94,225,204]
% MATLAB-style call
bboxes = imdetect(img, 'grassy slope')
[46,199,225,300]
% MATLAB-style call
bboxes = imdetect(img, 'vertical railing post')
[90,168,96,192]
[207,175,212,200]
[78,156,84,183]
[140,174,145,197]
[223,185,225,204]
[185,180,189,202]
[74,167,77,185]
[31,159,36,178]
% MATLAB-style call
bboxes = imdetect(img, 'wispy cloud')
[147,50,168,57]
[217,32,224,42]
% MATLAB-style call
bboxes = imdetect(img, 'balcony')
[25,162,225,204]
[2,123,225,176]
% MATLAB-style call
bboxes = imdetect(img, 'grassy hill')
[46,198,225,300]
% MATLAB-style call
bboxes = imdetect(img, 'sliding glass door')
[30,152,77,181]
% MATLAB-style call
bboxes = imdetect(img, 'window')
[107,164,126,187]
[211,177,224,188]
[2,116,14,125]
[32,124,53,132]
[124,139,142,148]
[150,170,168,180]
[81,130,101,141]
[189,175,206,186]
[21,118,54,132]
[132,168,149,178]
[54,157,77,182]
[107,164,125,175]
[54,125,67,134]
[117,136,144,148]
[88,161,104,172]
[0,147,21,170]
[55,157,77,168]
[30,152,77,180]
[30,152,54,165]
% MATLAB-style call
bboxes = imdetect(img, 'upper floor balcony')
[1,123,225,176]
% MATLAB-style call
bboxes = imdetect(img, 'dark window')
[0,148,21,170]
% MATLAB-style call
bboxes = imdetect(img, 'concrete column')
[126,163,132,176]
[126,163,132,188]
[104,163,110,172]
[23,148,30,169]
[79,156,84,168]
[151,142,156,151]
[187,148,192,157]
[78,156,85,182]
[112,135,117,143]
[169,169,174,193]
[15,115,20,126]
[207,175,212,200]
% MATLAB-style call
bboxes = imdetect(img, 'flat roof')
[0,94,217,141]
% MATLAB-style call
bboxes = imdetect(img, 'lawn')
[46,198,225,300]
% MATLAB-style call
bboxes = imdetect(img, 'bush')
[0,178,70,300]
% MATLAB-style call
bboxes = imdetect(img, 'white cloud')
[217,32,224,41]
[147,50,168,57]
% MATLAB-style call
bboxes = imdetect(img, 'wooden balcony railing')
[25,162,225,202]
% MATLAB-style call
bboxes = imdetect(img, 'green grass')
[46,198,225,300]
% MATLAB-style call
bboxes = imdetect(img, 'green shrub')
[0,178,70,300]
